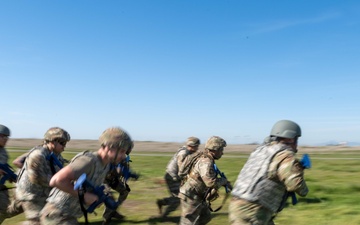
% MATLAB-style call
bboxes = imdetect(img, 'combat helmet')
[205,136,227,151]
[44,127,71,142]
[99,127,133,152]
[0,124,10,136]
[186,137,200,147]
[270,120,301,139]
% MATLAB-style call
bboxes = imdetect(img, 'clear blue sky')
[1,1,360,146]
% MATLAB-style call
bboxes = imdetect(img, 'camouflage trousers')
[178,193,211,225]
[0,187,24,224]
[40,203,78,225]
[158,173,181,217]
[102,182,130,220]
[228,197,275,225]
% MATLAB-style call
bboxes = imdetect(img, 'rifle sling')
[77,188,89,224]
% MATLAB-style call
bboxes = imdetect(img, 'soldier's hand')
[226,181,233,191]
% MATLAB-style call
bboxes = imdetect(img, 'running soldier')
[102,145,139,225]
[40,127,133,225]
[0,124,16,224]
[14,127,70,225]
[178,136,232,225]
[229,120,309,225]
[156,137,200,219]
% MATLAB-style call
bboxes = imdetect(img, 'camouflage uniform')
[15,145,63,224]
[178,136,228,225]
[0,146,10,224]
[40,151,111,224]
[229,142,308,225]
[157,146,190,217]
[102,157,138,223]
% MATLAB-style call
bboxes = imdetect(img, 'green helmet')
[205,136,227,151]
[270,120,301,139]
[99,127,133,151]
[0,124,10,136]
[44,127,71,142]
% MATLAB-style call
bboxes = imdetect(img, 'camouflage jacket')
[231,142,308,213]
[166,146,190,180]
[15,145,61,201]
[179,151,227,200]
[0,147,9,183]
[46,151,110,218]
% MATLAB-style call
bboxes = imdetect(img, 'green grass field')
[3,148,360,225]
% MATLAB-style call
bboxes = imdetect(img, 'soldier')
[229,120,309,225]
[14,127,70,225]
[178,136,231,225]
[102,144,139,225]
[0,124,15,224]
[156,136,200,219]
[40,127,133,225]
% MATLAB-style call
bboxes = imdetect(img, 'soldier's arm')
[272,150,309,197]
[13,152,28,168]
[50,157,98,205]
[199,159,227,189]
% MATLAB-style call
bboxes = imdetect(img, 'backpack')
[178,151,204,180]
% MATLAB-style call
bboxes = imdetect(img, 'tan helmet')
[186,137,200,147]
[0,124,10,136]
[205,136,227,151]
[44,127,71,142]
[99,127,133,151]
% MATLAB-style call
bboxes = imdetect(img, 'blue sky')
[1,1,360,146]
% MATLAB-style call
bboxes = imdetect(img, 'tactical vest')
[231,143,289,213]
[166,146,188,178]
[46,151,110,218]
[15,146,56,201]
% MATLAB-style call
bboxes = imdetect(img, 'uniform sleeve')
[68,155,94,178]
[270,150,309,197]
[198,158,227,189]
[27,150,51,187]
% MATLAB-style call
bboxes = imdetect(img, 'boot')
[156,199,164,214]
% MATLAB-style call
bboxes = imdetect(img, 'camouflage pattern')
[99,127,133,151]
[15,145,61,222]
[40,151,110,223]
[228,198,275,225]
[44,127,71,142]
[0,191,23,224]
[186,137,200,147]
[229,142,308,224]
[204,136,227,151]
[0,125,10,136]
[178,150,227,225]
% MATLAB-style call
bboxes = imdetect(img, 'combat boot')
[156,199,164,214]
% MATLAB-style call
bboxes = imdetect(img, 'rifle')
[46,152,63,169]
[74,173,119,213]
[213,164,231,193]
[204,163,232,212]
[288,153,311,205]
[0,163,18,185]
[118,155,139,182]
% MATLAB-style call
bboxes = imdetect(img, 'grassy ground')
[2,146,360,225]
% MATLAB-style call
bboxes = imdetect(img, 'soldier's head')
[205,136,227,160]
[44,127,70,153]
[0,124,10,147]
[270,120,301,147]
[186,136,200,153]
[99,127,133,164]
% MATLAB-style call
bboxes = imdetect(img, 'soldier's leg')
[41,203,78,225]
[161,175,181,217]
[22,199,45,225]
[179,196,204,225]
